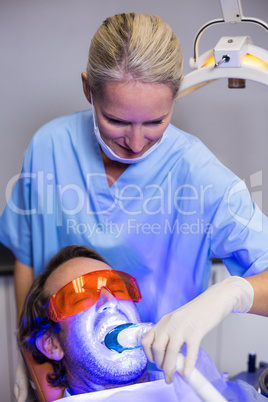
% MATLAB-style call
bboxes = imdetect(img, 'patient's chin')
[81,346,148,385]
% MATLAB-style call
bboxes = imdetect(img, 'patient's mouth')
[98,317,130,345]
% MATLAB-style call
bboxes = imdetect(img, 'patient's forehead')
[45,257,111,297]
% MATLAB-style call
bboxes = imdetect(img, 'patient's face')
[45,258,147,386]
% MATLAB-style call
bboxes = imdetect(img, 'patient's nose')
[95,287,118,311]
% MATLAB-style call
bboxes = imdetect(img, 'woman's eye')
[107,117,163,125]
[149,120,163,125]
[108,118,127,125]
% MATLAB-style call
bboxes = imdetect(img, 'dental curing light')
[104,323,153,353]
[179,0,268,98]
[104,323,227,402]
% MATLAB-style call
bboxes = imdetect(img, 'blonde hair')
[87,13,183,98]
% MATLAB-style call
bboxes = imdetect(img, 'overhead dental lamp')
[179,0,268,97]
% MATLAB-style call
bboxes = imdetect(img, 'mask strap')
[90,93,98,130]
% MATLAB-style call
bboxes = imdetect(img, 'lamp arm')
[193,19,225,63]
[240,18,268,32]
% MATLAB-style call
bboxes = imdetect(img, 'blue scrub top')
[1,110,268,322]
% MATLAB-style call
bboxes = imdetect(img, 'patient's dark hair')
[19,245,110,389]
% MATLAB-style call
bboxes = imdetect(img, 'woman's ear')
[35,332,64,361]
[81,72,92,104]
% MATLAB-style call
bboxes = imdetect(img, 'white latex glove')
[13,353,28,402]
[142,276,254,383]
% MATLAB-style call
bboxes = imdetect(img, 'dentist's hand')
[13,353,28,402]
[142,276,254,383]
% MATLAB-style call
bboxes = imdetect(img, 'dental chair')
[20,347,64,401]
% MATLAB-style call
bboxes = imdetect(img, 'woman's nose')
[125,126,144,153]
[95,287,118,311]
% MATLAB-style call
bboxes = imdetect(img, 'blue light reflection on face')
[58,292,148,387]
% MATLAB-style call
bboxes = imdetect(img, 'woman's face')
[92,81,174,160]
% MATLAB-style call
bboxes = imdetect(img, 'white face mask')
[91,97,165,164]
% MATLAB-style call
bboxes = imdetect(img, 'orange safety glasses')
[48,270,142,322]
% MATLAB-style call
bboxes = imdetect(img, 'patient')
[19,245,267,401]
[19,245,148,395]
